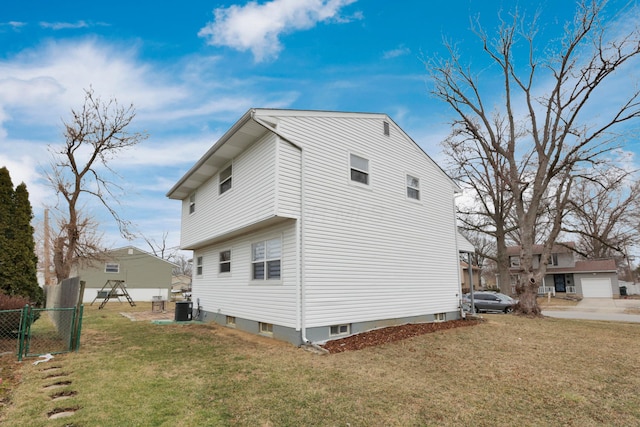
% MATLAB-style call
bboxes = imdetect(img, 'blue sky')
[0,0,637,253]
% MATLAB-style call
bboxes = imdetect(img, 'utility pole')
[44,208,51,286]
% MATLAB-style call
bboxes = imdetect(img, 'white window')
[407,174,420,200]
[252,238,281,280]
[509,256,520,268]
[196,256,203,276]
[226,316,236,326]
[383,121,390,136]
[350,153,369,185]
[259,322,273,335]
[105,263,119,273]
[330,324,350,336]
[219,250,231,274]
[189,192,196,214]
[219,164,232,194]
[434,313,446,322]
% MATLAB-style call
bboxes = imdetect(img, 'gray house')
[507,243,619,298]
[75,246,176,303]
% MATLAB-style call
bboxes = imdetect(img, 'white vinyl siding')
[276,140,302,218]
[180,133,278,249]
[277,115,460,328]
[191,221,298,328]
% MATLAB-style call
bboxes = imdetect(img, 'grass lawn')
[2,303,640,426]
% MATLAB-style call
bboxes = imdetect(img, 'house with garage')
[506,243,619,298]
[167,109,465,345]
[75,246,176,303]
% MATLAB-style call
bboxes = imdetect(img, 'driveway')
[542,298,640,323]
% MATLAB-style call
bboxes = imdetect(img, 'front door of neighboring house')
[554,274,566,292]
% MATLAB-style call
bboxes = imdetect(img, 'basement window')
[434,313,446,322]
[226,316,236,327]
[330,324,350,336]
[259,322,273,336]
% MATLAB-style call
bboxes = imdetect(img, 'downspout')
[250,112,319,349]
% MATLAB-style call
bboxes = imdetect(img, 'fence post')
[17,305,30,362]
[74,304,84,352]
[71,281,85,351]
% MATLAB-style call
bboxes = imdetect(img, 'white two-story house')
[507,243,619,298]
[167,109,465,345]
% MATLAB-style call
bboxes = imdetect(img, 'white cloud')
[198,0,359,62]
[383,45,411,60]
[39,21,91,30]
[0,21,27,30]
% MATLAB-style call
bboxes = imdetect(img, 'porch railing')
[538,286,555,296]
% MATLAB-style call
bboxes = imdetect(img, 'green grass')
[2,304,640,426]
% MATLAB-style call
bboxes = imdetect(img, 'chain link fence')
[0,305,83,361]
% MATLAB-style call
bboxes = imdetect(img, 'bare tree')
[429,1,640,314]
[445,129,518,294]
[564,167,640,260]
[143,231,177,260]
[46,88,147,282]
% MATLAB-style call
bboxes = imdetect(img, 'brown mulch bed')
[321,318,484,353]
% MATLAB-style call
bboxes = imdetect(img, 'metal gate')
[0,305,83,361]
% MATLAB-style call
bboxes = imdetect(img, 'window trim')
[196,256,203,277]
[349,152,370,186]
[330,324,350,336]
[251,237,282,282]
[259,322,273,336]
[189,192,196,214]
[219,249,231,275]
[226,316,236,327]
[105,263,120,274]
[406,174,420,201]
[219,164,233,195]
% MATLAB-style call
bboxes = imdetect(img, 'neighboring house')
[506,243,619,298]
[460,261,482,292]
[75,246,176,303]
[167,108,465,345]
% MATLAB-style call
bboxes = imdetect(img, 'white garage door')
[581,278,613,298]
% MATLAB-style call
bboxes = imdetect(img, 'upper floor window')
[543,253,559,266]
[407,174,420,200]
[252,238,281,280]
[189,192,196,214]
[219,250,231,274]
[219,164,232,194]
[350,153,369,185]
[383,121,390,136]
[196,256,203,276]
[509,256,520,268]
[105,263,119,273]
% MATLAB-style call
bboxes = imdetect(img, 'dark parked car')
[463,292,517,313]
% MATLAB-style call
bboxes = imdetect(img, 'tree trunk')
[516,274,542,315]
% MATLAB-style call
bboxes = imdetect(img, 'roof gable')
[167,108,460,200]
